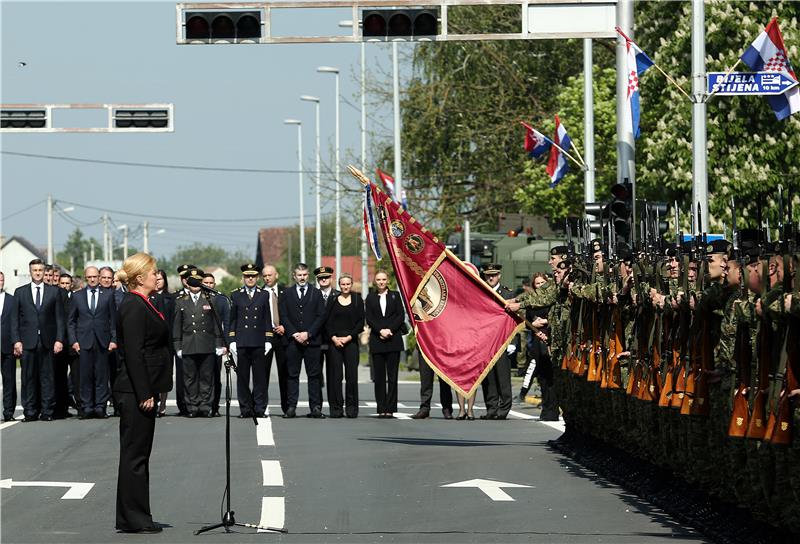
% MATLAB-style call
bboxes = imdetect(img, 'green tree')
[56,228,103,273]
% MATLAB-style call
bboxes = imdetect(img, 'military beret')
[743,247,761,266]
[187,268,205,281]
[738,228,763,247]
[481,263,502,275]
[706,239,731,255]
[617,242,633,263]
[663,243,678,257]
[313,266,334,279]
[550,245,568,257]
[177,264,197,278]
[240,263,259,276]
[590,238,603,253]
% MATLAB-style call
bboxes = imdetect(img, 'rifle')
[728,197,752,437]
[745,227,771,439]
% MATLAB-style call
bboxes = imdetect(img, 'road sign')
[0,479,94,499]
[441,478,533,501]
[707,72,798,96]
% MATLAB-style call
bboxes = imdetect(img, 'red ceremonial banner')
[368,182,524,397]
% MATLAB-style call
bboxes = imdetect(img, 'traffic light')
[1,108,47,129]
[644,202,669,237]
[609,181,633,240]
[113,108,171,130]
[361,8,439,40]
[584,203,607,235]
[183,9,263,43]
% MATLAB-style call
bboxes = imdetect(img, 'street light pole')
[47,194,53,264]
[392,43,402,206]
[143,221,149,254]
[318,66,341,279]
[118,224,129,260]
[300,95,321,267]
[284,119,306,263]
[360,41,369,299]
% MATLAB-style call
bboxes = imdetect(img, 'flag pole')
[519,121,586,170]
[614,26,692,101]
[704,58,742,102]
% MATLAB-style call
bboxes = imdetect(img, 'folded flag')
[740,17,799,121]
[524,125,551,160]
[376,168,407,210]
[616,28,655,139]
[363,185,382,261]
[545,115,572,188]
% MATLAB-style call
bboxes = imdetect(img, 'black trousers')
[372,351,400,413]
[67,352,80,410]
[481,353,512,417]
[285,342,321,410]
[114,391,157,532]
[418,352,453,412]
[265,341,288,414]
[327,342,360,416]
[1,352,17,419]
[53,351,71,417]
[212,354,222,414]
[174,354,187,414]
[108,351,119,412]
[318,347,329,397]
[236,347,267,416]
[21,342,55,418]
[80,347,110,413]
[182,352,214,414]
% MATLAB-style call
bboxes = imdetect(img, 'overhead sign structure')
[176,1,618,45]
[707,71,798,96]
[441,478,533,501]
[1,104,174,133]
[0,478,94,500]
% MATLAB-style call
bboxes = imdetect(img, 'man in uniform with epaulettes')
[478,263,514,420]
[314,266,338,408]
[228,263,272,419]
[173,264,197,416]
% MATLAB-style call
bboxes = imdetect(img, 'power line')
[2,199,46,221]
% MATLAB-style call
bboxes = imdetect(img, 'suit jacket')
[0,292,19,354]
[319,288,340,349]
[212,294,231,338]
[263,284,284,346]
[68,286,117,349]
[278,284,326,347]
[13,282,65,348]
[172,292,223,355]
[365,290,405,353]
[113,292,172,402]
[229,287,272,348]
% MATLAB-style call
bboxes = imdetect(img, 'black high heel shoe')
[466,412,475,420]
[456,412,467,420]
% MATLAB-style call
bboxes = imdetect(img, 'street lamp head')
[300,95,319,103]
[60,206,75,213]
[156,229,166,235]
[284,119,302,125]
[317,66,339,74]
[117,224,128,231]
[338,20,353,28]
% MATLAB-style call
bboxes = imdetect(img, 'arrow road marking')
[0,479,94,499]
[441,478,533,501]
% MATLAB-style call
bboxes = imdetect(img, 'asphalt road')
[1,376,707,544]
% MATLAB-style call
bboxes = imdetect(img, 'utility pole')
[143,221,149,254]
[464,220,471,264]
[102,214,110,261]
[583,39,595,204]
[119,225,129,260]
[360,40,369,300]
[616,0,635,231]
[47,194,54,264]
[90,243,95,262]
[692,0,708,232]
[392,42,402,210]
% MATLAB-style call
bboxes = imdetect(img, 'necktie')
[299,285,306,298]
[90,288,97,312]
[271,288,280,326]
[192,294,199,305]
[248,289,253,300]
[323,291,329,303]
[35,286,41,309]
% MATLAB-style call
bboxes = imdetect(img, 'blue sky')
[1,0,410,259]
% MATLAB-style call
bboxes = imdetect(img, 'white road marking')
[256,417,274,446]
[261,460,283,486]
[507,410,537,420]
[0,478,94,499]
[257,497,285,532]
[0,420,19,430]
[540,419,566,433]
[442,478,533,502]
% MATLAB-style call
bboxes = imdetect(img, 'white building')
[0,236,46,292]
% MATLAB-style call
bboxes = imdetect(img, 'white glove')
[265,342,272,356]
[506,344,517,355]
[229,342,237,357]
[215,347,224,356]
[176,349,183,359]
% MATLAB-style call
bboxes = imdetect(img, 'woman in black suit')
[113,253,172,534]
[365,271,406,418]
[324,273,365,418]
[151,269,174,417]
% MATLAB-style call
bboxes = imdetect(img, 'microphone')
[185,275,224,297]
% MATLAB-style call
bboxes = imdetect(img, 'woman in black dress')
[324,273,365,418]
[113,253,172,534]
[151,269,174,418]
[365,271,406,418]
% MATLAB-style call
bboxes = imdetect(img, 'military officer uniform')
[229,264,273,418]
[173,269,223,417]
[479,263,514,420]
[172,264,197,416]
[315,266,339,406]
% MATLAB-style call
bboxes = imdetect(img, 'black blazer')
[68,286,117,349]
[278,284,326,347]
[113,292,173,403]
[324,294,366,341]
[262,285,283,346]
[1,293,19,354]
[229,287,272,348]
[365,290,405,353]
[13,282,65,348]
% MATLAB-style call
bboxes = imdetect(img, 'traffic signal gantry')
[0,104,174,133]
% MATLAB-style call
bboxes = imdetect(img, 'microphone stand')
[194,288,287,535]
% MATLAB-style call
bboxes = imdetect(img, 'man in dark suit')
[479,263,515,420]
[54,273,76,418]
[68,266,118,419]
[12,258,65,422]
[261,264,288,416]
[171,264,197,416]
[229,263,272,418]
[314,266,338,404]
[203,272,229,417]
[1,271,20,421]
[279,262,326,418]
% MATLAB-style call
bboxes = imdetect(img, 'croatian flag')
[545,116,572,188]
[363,185,382,260]
[740,17,799,121]
[524,125,551,160]
[376,168,407,209]
[616,28,654,139]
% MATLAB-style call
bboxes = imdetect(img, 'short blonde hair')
[338,272,353,286]
[116,253,157,290]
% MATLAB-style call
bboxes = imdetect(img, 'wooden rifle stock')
[727,317,753,437]
[745,323,771,439]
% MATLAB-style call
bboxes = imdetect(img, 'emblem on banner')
[390,220,405,238]
[412,270,448,322]
[405,234,424,254]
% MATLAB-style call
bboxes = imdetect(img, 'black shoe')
[496,414,508,420]
[329,411,343,419]
[480,413,498,420]
[442,409,454,420]
[212,411,221,417]
[40,415,54,422]
[95,410,109,419]
[282,407,296,419]
[345,413,358,419]
[78,411,91,420]
[120,526,162,534]
[237,413,251,419]
[411,410,429,419]
[456,413,467,420]
[3,415,14,422]
[255,412,267,418]
[22,415,39,423]
[307,407,326,419]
